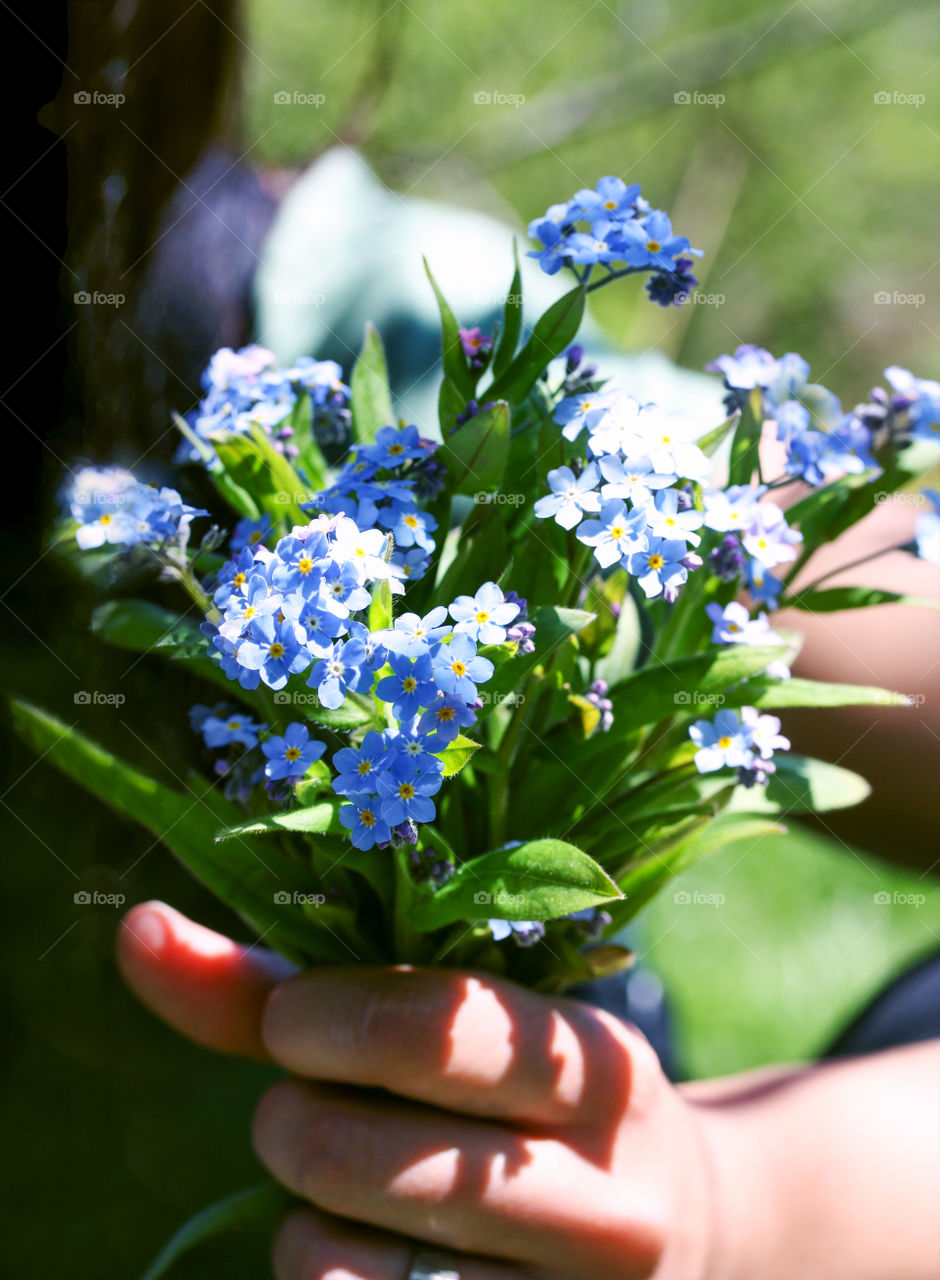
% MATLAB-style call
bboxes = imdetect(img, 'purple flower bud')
[507,620,536,654]
[708,534,746,583]
[503,590,528,619]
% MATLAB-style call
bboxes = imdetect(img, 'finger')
[261,965,644,1128]
[117,901,296,1058]
[273,1206,532,1280]
[253,1079,645,1275]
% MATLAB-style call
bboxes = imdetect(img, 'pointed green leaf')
[727,388,763,485]
[478,605,595,720]
[590,645,789,748]
[350,321,394,444]
[492,245,523,378]
[368,577,393,632]
[411,838,622,931]
[729,754,870,815]
[437,399,510,496]
[9,700,346,963]
[784,585,939,613]
[210,424,307,524]
[435,733,480,778]
[424,259,475,397]
[488,285,585,404]
[725,676,910,711]
[697,413,738,457]
[139,1183,292,1280]
[215,801,341,841]
[297,693,377,730]
[611,814,784,926]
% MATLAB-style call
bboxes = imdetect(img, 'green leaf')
[697,413,738,457]
[368,577,393,632]
[298,694,377,730]
[424,259,475,397]
[210,424,307,525]
[492,245,523,378]
[411,839,622,932]
[725,676,910,711]
[727,389,763,486]
[729,754,870,815]
[785,438,935,561]
[437,400,510,496]
[9,700,347,963]
[350,322,394,444]
[435,734,480,778]
[783,585,939,613]
[90,600,243,701]
[488,285,586,404]
[215,801,341,841]
[600,645,789,741]
[567,693,601,738]
[611,814,784,926]
[139,1183,292,1280]
[478,605,595,720]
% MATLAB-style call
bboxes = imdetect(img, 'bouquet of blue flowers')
[17,176,939,990]
[14,172,939,1275]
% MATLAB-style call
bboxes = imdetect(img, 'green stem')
[628,577,656,669]
[392,847,419,963]
[780,544,905,602]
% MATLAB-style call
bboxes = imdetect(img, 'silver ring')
[408,1248,462,1280]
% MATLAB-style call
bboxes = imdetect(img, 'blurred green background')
[243,0,938,398]
[4,0,939,1276]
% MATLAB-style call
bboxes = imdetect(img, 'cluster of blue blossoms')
[182,344,352,463]
[689,705,790,788]
[302,422,445,584]
[533,388,803,604]
[527,175,702,305]
[708,347,940,488]
[202,507,522,847]
[68,466,206,550]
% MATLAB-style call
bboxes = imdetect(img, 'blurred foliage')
[243,0,938,399]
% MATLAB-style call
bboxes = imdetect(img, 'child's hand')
[118,901,717,1280]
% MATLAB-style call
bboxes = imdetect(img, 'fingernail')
[129,907,167,954]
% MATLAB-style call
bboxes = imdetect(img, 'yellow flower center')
[604,199,617,209]
[475,610,489,623]
[99,513,113,525]
[648,554,664,570]
[361,809,376,827]
[404,515,418,528]
[398,783,415,800]
[388,443,404,455]
[402,676,417,693]
[718,736,732,749]
[451,660,467,677]
[285,746,302,761]
[646,239,661,252]
[233,572,247,587]
[610,525,625,539]
[269,642,285,659]
[226,719,241,730]
[357,761,372,775]
[727,622,741,633]
[250,530,263,543]
[437,706,455,721]
[243,605,256,619]
[297,556,313,574]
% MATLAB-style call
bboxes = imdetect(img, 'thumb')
[117,901,297,1059]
